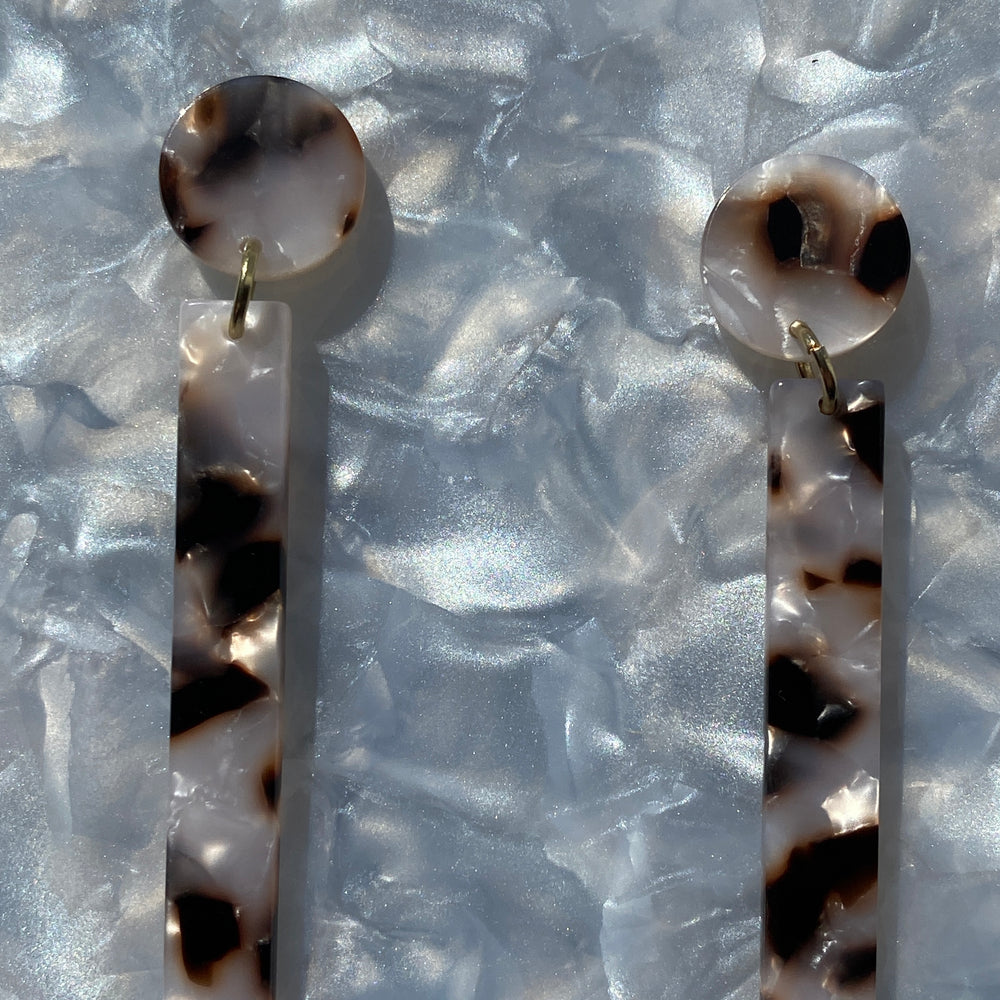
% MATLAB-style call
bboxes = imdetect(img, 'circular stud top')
[700,154,909,360]
[160,76,366,280]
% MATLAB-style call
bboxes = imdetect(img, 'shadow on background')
[878,416,911,1000]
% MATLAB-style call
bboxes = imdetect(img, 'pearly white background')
[0,0,992,997]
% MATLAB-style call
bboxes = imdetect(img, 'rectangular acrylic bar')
[762,380,884,1000]
[166,301,291,1000]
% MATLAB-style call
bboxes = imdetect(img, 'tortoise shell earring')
[159,76,365,1000]
[701,153,910,1000]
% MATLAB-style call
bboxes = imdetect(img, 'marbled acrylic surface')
[0,1,995,999]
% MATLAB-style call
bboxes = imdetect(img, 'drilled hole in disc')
[701,154,910,360]
[160,76,366,280]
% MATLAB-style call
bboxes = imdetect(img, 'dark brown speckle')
[844,558,881,587]
[170,663,269,737]
[175,893,241,984]
[212,539,283,627]
[768,451,782,493]
[767,195,804,263]
[766,825,878,961]
[768,654,857,740]
[840,398,884,483]
[856,213,909,295]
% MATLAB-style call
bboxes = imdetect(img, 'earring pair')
[158,75,910,1000]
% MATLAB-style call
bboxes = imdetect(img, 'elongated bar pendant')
[762,379,884,1000]
[166,301,291,1000]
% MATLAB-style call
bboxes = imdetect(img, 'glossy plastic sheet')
[0,1,992,998]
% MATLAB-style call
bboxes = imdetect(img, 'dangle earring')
[158,76,365,999]
[701,155,910,1000]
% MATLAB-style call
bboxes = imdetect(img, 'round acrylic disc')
[160,76,366,280]
[700,154,910,360]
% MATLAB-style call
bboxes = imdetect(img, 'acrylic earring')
[159,76,365,999]
[701,154,910,1000]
